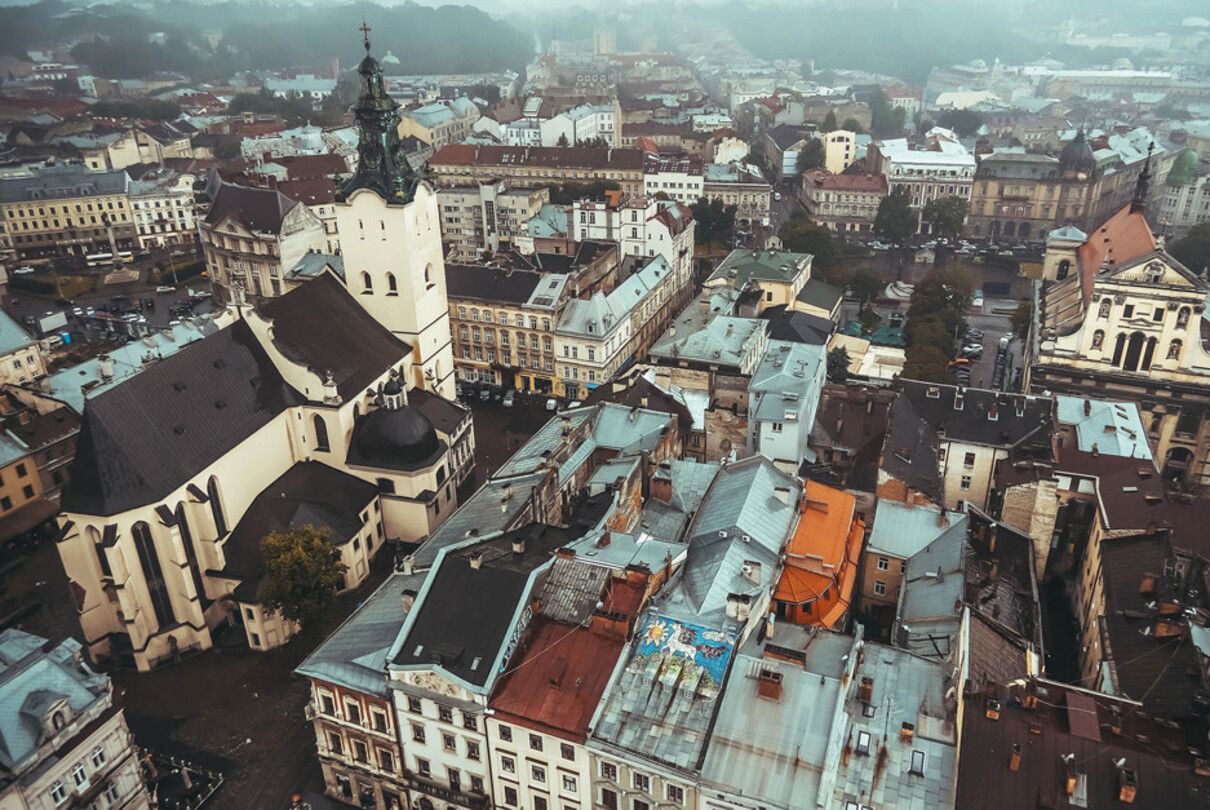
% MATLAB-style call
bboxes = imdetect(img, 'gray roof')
[636,459,721,542]
[867,500,968,559]
[708,248,812,287]
[568,529,686,573]
[0,163,129,204]
[295,570,427,697]
[795,277,843,312]
[0,630,108,774]
[748,340,826,423]
[1054,395,1151,460]
[0,310,36,357]
[495,403,672,479]
[650,313,766,369]
[658,456,799,625]
[538,553,611,624]
[0,433,29,468]
[288,251,345,281]
[895,517,969,660]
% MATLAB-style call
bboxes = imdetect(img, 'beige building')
[0,629,151,810]
[397,97,480,150]
[429,144,646,198]
[201,181,326,303]
[801,169,886,235]
[0,164,135,261]
[822,129,857,174]
[702,161,772,227]
[129,170,198,250]
[55,274,471,671]
[0,309,45,387]
[76,124,194,171]
[437,180,550,259]
[1029,191,1210,490]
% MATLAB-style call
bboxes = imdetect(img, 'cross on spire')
[359,19,372,52]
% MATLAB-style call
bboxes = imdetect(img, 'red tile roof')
[803,169,887,193]
[1077,204,1155,302]
[431,144,645,171]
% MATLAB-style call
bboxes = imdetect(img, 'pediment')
[1103,251,1207,291]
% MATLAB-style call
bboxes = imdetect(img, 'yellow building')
[0,164,135,260]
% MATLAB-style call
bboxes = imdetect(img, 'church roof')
[1076,204,1155,303]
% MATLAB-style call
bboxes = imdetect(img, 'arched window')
[177,504,207,606]
[1098,299,1111,319]
[1112,333,1127,366]
[423,264,432,286]
[361,271,373,293]
[1091,330,1104,350]
[132,521,175,626]
[1057,259,1071,280]
[1168,339,1183,361]
[52,712,65,730]
[386,272,398,295]
[1178,307,1191,327]
[313,414,330,452]
[207,476,226,537]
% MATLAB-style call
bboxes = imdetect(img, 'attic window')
[910,749,927,777]
[855,731,871,755]
[926,386,940,398]
[52,711,66,730]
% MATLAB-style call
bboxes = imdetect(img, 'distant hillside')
[1,0,532,80]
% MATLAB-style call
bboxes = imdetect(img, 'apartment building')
[437,180,550,259]
[429,145,646,198]
[642,155,704,207]
[800,169,887,235]
[128,170,198,250]
[868,128,975,234]
[702,161,772,227]
[397,97,481,150]
[0,163,135,260]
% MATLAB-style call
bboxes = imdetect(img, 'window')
[1123,303,1135,319]
[416,757,430,776]
[1154,306,1164,322]
[407,696,422,714]
[503,785,518,807]
[560,742,574,761]
[378,749,394,772]
[771,422,783,433]
[352,739,368,763]
[529,733,543,751]
[600,788,619,810]
[531,763,547,783]
[371,710,388,733]
[874,580,886,596]
[462,713,478,731]
[562,773,578,792]
[387,272,398,294]
[15,463,25,477]
[361,271,373,292]
[632,772,650,793]
[251,632,260,646]
[51,781,67,806]
[471,775,484,793]
[600,761,618,781]
[876,556,889,571]
[345,701,361,724]
[963,452,975,468]
[501,754,516,774]
[960,475,972,491]
[448,769,461,793]
[443,733,456,752]
[320,694,335,715]
[533,797,548,810]
[910,749,927,776]
[666,784,685,805]
[499,724,513,742]
[855,731,871,755]
[328,733,342,754]
[313,415,330,451]
[21,484,33,499]
[411,724,425,743]
[466,740,480,761]
[438,705,454,723]
[633,800,651,810]
[0,496,9,511]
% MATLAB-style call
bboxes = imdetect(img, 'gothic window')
[1168,340,1183,361]
[361,271,373,293]
[386,272,398,295]
[1091,330,1104,350]
[1178,307,1191,327]
[132,521,175,627]
[208,476,227,536]
[313,415,330,452]
[1098,298,1111,319]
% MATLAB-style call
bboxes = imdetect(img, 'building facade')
[800,170,886,235]
[437,180,550,259]
[129,170,199,250]
[0,164,135,260]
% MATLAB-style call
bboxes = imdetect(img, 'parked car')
[961,345,983,359]
[478,388,491,402]
[71,307,83,317]
[972,290,984,308]
[12,266,36,275]
[502,390,516,408]
[967,329,984,340]
[155,285,175,294]
[545,397,558,411]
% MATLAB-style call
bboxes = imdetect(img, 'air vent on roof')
[172,424,186,435]
[213,358,226,369]
[173,381,187,391]
[214,399,227,410]
[926,386,940,398]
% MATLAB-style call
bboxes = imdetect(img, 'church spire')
[1130,141,1154,215]
[339,23,420,205]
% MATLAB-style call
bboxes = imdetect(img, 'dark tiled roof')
[430,144,645,171]
[203,181,298,233]
[277,178,338,206]
[898,380,1053,448]
[581,371,692,437]
[766,124,808,151]
[274,153,348,180]
[61,321,300,516]
[811,383,894,490]
[795,278,844,312]
[1100,532,1202,720]
[393,525,571,687]
[259,274,410,399]
[763,308,833,344]
[444,264,542,304]
[879,387,942,502]
[408,387,469,437]
[219,461,377,598]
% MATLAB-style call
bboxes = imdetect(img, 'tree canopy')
[90,98,182,121]
[826,346,851,383]
[796,138,824,174]
[821,110,838,133]
[259,525,347,632]
[902,263,973,383]
[1171,223,1210,276]
[778,210,843,281]
[691,197,738,245]
[935,108,983,138]
[922,195,969,241]
[873,186,916,244]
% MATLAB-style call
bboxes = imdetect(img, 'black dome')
[1060,131,1096,175]
[348,405,442,471]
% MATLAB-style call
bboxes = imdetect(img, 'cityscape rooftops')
[867,500,968,560]
[0,310,36,358]
[430,144,645,171]
[0,162,129,204]
[1054,395,1152,460]
[708,247,812,288]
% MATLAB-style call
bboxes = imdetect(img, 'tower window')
[386,272,398,295]
[361,271,373,294]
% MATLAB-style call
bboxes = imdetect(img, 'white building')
[265,74,337,100]
[747,339,827,472]
[643,157,705,207]
[128,170,198,250]
[871,127,976,233]
[0,629,151,810]
[437,180,550,258]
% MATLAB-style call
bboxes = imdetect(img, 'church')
[1027,156,1210,490]
[51,36,473,671]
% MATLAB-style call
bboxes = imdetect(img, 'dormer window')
[52,710,66,730]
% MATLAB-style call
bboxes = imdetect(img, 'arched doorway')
[1122,331,1146,372]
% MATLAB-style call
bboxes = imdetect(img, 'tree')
[922,195,968,242]
[935,108,983,138]
[841,117,865,134]
[873,186,916,245]
[556,133,570,147]
[849,267,883,304]
[778,211,842,278]
[259,525,347,632]
[821,110,838,133]
[1009,299,1031,340]
[827,346,851,383]
[905,264,973,345]
[468,83,502,105]
[902,342,952,383]
[691,197,738,245]
[796,138,824,174]
[1171,223,1210,276]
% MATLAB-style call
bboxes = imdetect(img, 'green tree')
[259,525,347,632]
[873,186,916,245]
[922,195,968,242]
[905,264,973,345]
[312,92,348,128]
[691,197,738,245]
[935,108,983,138]
[827,346,851,383]
[1171,222,1210,276]
[849,267,883,304]
[796,138,824,174]
[841,117,864,134]
[1009,299,1031,340]
[902,342,952,383]
[821,110,838,133]
[778,211,842,278]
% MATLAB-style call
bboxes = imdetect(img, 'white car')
[155,285,175,294]
[545,398,558,411]
[972,291,985,308]
[12,266,36,275]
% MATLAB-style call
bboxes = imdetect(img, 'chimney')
[858,676,874,704]
[1009,743,1021,772]
[596,530,612,548]
[322,370,339,404]
[1118,768,1137,804]
[401,588,417,612]
[938,506,949,528]
[401,555,415,575]
[742,560,762,583]
[98,354,115,381]
[756,667,783,701]
[765,611,775,640]
[512,537,526,555]
[469,553,484,570]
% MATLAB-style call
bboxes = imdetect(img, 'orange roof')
[1077,204,1155,303]
[775,481,864,628]
[785,480,857,561]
